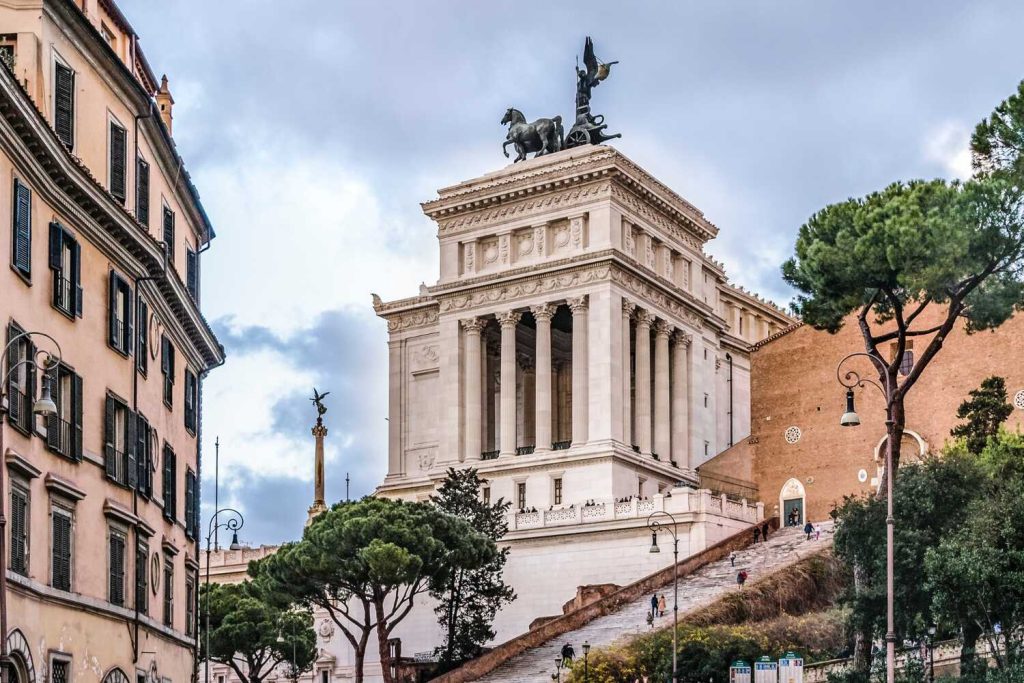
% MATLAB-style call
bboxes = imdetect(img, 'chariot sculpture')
[501,36,621,162]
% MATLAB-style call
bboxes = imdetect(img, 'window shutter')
[71,372,83,460]
[136,542,147,613]
[52,513,71,590]
[10,489,26,575]
[186,249,198,300]
[46,379,61,452]
[104,395,116,479]
[137,300,148,374]
[6,325,21,425]
[125,286,133,354]
[48,222,63,271]
[160,336,169,376]
[108,272,119,347]
[54,63,74,150]
[163,447,174,520]
[162,207,175,264]
[24,340,36,432]
[136,158,150,226]
[110,534,124,605]
[184,471,195,538]
[13,180,32,275]
[126,409,138,489]
[109,122,126,203]
[135,414,150,496]
[72,240,82,318]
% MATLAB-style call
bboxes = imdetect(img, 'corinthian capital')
[460,317,485,334]
[530,303,555,322]
[673,330,693,347]
[654,319,672,338]
[622,299,636,317]
[635,309,653,327]
[567,295,589,313]
[496,310,522,328]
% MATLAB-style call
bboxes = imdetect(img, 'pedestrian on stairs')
[650,594,658,619]
[753,526,761,543]
[729,550,737,566]
[657,594,667,617]
[762,522,769,541]
[804,521,814,540]
[737,570,748,589]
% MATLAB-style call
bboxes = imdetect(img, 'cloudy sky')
[117,0,1024,545]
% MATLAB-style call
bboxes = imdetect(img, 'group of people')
[648,593,668,620]
[751,521,771,543]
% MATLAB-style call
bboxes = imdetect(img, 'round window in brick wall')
[784,426,802,444]
[1014,390,1024,411]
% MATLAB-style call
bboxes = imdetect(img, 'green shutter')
[10,489,27,575]
[136,157,150,226]
[126,409,138,489]
[104,396,117,480]
[109,122,126,203]
[12,180,31,276]
[71,372,83,460]
[137,300,149,374]
[54,63,74,149]
[109,534,124,605]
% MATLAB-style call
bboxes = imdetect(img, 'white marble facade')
[374,145,792,507]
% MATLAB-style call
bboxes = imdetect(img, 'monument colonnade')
[459,291,696,467]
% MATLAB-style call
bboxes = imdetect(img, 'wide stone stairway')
[477,523,834,682]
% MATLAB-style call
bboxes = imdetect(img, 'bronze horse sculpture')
[501,107,563,162]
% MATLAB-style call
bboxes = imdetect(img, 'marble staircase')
[476,523,834,683]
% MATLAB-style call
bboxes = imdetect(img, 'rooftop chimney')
[156,74,174,135]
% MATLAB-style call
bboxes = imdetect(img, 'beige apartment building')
[0,3,223,683]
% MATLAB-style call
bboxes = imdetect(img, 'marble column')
[497,311,521,456]
[568,296,589,446]
[461,318,484,461]
[531,304,554,452]
[519,353,535,448]
[634,309,653,455]
[672,331,691,468]
[653,319,671,459]
[621,299,635,447]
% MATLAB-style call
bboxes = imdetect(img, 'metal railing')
[552,440,571,451]
[481,450,499,461]
[53,275,74,314]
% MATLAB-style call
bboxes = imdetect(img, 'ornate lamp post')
[0,332,61,683]
[836,352,896,683]
[647,510,679,681]
[551,655,562,682]
[582,640,590,682]
[204,508,244,683]
[927,624,937,683]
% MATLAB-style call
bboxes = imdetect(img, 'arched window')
[103,668,130,683]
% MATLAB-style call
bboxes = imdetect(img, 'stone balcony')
[509,487,763,531]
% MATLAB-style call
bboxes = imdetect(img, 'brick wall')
[750,310,1024,521]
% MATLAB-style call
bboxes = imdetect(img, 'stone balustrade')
[509,488,763,531]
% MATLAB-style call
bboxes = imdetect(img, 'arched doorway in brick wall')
[779,478,805,528]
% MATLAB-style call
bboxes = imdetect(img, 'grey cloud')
[204,309,387,544]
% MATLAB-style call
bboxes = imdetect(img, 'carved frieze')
[385,306,440,332]
[436,183,610,236]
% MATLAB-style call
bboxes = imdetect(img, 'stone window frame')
[48,650,72,683]
[549,472,564,507]
[8,468,33,576]
[514,479,527,511]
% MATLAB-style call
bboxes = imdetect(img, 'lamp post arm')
[1,332,64,399]
[836,352,894,402]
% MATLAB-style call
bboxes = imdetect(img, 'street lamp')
[276,630,299,683]
[647,510,680,682]
[836,352,897,683]
[0,331,61,683]
[927,624,937,683]
[204,508,245,683]
[552,655,563,682]
[582,641,590,682]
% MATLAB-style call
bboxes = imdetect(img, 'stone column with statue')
[307,388,330,525]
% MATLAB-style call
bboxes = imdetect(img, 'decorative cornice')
[45,473,86,501]
[382,305,440,333]
[5,450,41,479]
[424,147,717,245]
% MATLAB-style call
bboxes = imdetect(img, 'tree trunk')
[852,562,872,673]
[876,396,905,501]
[353,646,365,683]
[961,621,981,676]
[375,600,395,683]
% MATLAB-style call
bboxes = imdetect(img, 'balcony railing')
[516,445,535,456]
[47,415,72,457]
[481,450,499,461]
[552,440,571,451]
[53,274,73,314]
[510,489,764,531]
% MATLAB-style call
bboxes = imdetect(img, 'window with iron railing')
[46,364,82,460]
[104,394,136,487]
[49,221,82,318]
[108,272,132,355]
[163,560,174,626]
[161,336,175,408]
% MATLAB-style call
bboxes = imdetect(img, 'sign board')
[754,655,778,683]
[730,661,752,683]
[779,652,804,683]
